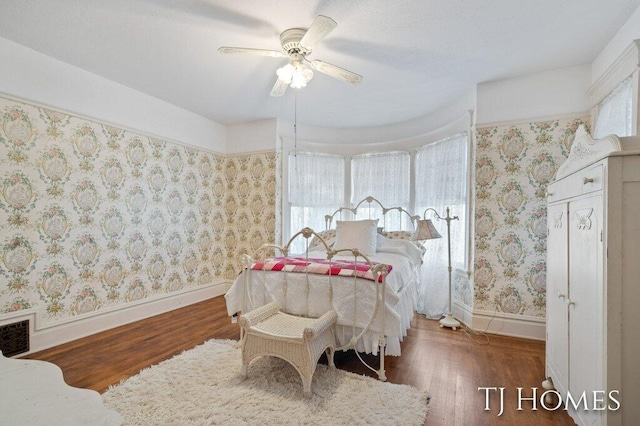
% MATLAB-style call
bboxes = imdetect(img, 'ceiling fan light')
[290,76,306,89]
[276,64,294,84]
[277,60,314,89]
[290,63,313,89]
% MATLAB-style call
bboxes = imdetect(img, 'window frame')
[593,75,635,138]
[589,40,640,138]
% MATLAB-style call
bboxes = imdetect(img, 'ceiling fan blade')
[309,60,363,85]
[218,47,287,58]
[270,78,289,97]
[299,15,337,50]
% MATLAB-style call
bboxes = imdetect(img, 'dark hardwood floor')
[23,296,575,425]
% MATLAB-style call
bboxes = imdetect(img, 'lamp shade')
[413,219,442,241]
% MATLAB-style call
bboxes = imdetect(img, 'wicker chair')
[239,301,338,398]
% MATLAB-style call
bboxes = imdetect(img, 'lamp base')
[439,314,461,330]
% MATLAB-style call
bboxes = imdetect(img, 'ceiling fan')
[218,15,363,97]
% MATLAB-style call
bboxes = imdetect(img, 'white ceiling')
[0,0,639,129]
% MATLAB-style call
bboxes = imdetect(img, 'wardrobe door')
[545,201,569,393]
[568,194,604,425]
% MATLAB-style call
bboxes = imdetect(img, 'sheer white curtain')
[593,76,633,138]
[414,133,468,319]
[289,152,344,252]
[351,152,411,229]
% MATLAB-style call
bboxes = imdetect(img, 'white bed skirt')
[334,282,416,356]
[225,270,418,356]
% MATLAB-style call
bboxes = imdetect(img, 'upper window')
[593,76,633,138]
[351,152,411,230]
[414,133,468,268]
[288,152,344,251]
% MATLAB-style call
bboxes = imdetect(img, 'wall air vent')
[0,320,30,357]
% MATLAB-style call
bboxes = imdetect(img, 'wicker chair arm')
[303,310,338,341]
[239,301,280,328]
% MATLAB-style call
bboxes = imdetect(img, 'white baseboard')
[453,301,546,341]
[0,281,233,356]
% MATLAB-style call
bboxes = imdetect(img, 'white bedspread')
[224,236,422,356]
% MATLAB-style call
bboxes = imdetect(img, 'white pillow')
[333,219,379,256]
[377,233,425,266]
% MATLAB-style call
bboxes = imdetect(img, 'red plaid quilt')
[250,257,392,283]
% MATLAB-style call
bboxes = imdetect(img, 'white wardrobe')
[545,126,640,426]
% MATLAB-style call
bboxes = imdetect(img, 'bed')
[224,197,424,378]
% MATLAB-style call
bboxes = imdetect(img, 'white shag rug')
[102,339,429,425]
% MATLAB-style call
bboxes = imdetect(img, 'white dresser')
[544,126,640,426]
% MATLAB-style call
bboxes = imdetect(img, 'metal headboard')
[324,196,420,231]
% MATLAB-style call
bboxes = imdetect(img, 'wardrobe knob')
[557,293,566,299]
[583,177,594,184]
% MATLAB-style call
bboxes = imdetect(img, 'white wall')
[226,118,278,154]
[279,112,473,156]
[227,101,476,156]
[0,36,226,152]
[277,89,475,155]
[476,64,591,126]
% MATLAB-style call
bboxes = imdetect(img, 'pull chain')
[294,90,298,171]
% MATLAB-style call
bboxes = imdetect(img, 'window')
[288,152,344,252]
[414,132,469,318]
[351,152,411,230]
[415,133,468,268]
[593,76,633,138]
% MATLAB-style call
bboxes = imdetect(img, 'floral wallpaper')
[2,91,590,326]
[224,151,280,277]
[0,95,278,321]
[473,117,589,317]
